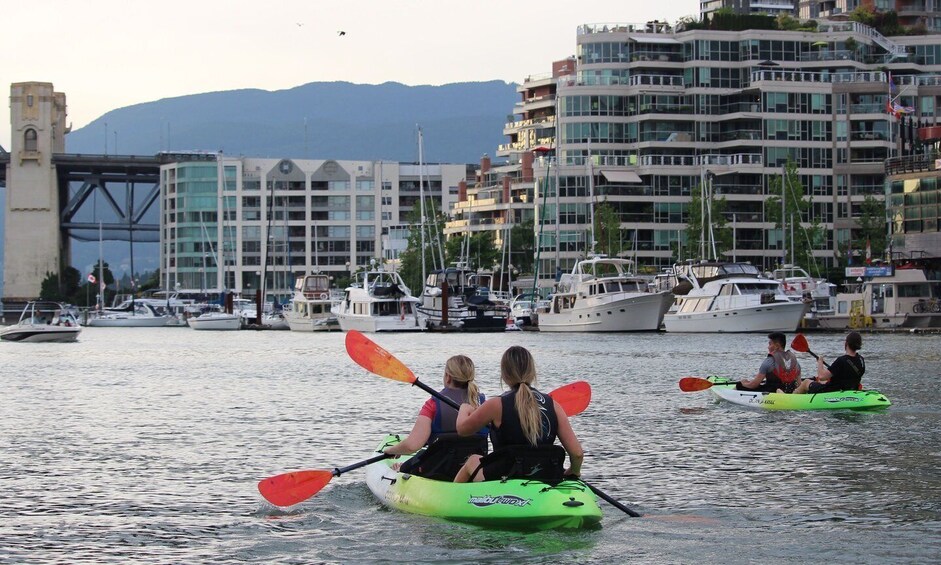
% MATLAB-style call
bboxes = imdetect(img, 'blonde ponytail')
[445,355,480,407]
[501,346,540,445]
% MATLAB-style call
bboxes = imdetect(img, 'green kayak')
[364,435,602,530]
[707,376,891,411]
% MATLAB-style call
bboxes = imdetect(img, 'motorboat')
[537,256,674,332]
[418,266,511,332]
[334,267,425,332]
[284,274,340,332]
[815,267,941,330]
[188,310,241,331]
[509,291,542,328]
[86,301,175,327]
[1,301,82,342]
[663,262,807,333]
[771,264,836,326]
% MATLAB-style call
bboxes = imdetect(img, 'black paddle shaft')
[585,482,642,517]
[333,453,392,477]
[413,379,461,410]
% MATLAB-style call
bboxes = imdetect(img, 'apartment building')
[160,155,469,296]
[447,18,941,277]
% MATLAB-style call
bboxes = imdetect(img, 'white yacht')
[284,274,340,332]
[1,302,82,342]
[86,301,175,327]
[188,310,241,331]
[418,267,511,332]
[334,268,424,332]
[537,256,674,332]
[663,262,807,333]
[815,267,941,330]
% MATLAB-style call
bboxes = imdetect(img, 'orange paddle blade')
[678,377,714,392]
[549,381,591,416]
[790,333,809,353]
[257,470,333,507]
[345,330,417,384]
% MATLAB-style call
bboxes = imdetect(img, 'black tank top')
[491,386,558,450]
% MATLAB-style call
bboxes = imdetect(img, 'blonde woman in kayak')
[453,345,583,483]
[382,355,487,473]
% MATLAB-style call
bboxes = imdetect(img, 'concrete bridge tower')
[3,82,70,301]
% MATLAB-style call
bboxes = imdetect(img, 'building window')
[24,128,38,151]
[27,95,34,107]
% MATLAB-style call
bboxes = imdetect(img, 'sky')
[0,0,699,150]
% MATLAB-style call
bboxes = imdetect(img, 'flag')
[865,240,872,265]
[888,71,897,96]
[87,273,96,284]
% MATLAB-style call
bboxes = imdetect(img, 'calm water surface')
[1,328,939,564]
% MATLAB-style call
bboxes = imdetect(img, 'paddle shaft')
[413,379,461,410]
[334,453,392,477]
[801,349,831,370]
[585,482,642,517]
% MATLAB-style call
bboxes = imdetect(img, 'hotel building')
[159,155,469,296]
[447,18,941,278]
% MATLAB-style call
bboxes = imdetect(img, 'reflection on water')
[0,328,938,564]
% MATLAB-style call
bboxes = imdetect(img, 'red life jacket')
[770,350,801,384]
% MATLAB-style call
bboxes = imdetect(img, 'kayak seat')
[476,445,566,485]
[399,434,488,481]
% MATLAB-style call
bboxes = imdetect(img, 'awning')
[602,170,642,183]
[627,34,681,45]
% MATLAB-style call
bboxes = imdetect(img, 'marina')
[0,328,938,563]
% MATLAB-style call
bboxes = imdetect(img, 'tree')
[593,201,625,258]
[508,219,535,275]
[766,158,823,272]
[397,199,448,292]
[856,195,887,263]
[444,230,500,271]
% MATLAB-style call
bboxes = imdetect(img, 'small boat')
[815,268,941,330]
[418,266,511,332]
[705,377,891,411]
[537,256,674,332]
[663,261,807,333]
[335,267,424,332]
[1,301,82,342]
[365,435,602,530]
[188,311,241,331]
[284,274,340,332]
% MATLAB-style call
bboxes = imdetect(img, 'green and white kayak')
[707,376,891,411]
[364,435,602,530]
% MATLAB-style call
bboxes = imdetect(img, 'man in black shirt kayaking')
[793,331,866,394]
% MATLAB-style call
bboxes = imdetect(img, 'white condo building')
[159,155,469,296]
[446,18,941,277]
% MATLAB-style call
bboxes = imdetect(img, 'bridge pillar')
[3,82,70,301]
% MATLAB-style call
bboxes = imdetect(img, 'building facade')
[447,19,941,278]
[3,82,69,301]
[160,155,469,297]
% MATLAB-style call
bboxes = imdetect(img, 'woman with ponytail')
[383,355,488,476]
[453,346,583,483]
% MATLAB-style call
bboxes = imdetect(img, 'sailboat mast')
[587,143,595,257]
[781,164,787,266]
[217,151,225,292]
[98,221,104,309]
[418,127,427,286]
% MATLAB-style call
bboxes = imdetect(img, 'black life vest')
[429,387,487,444]
[490,386,558,451]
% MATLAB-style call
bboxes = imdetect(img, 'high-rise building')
[159,155,469,296]
[448,18,941,280]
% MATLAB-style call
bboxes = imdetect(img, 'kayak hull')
[706,376,891,411]
[365,435,602,530]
